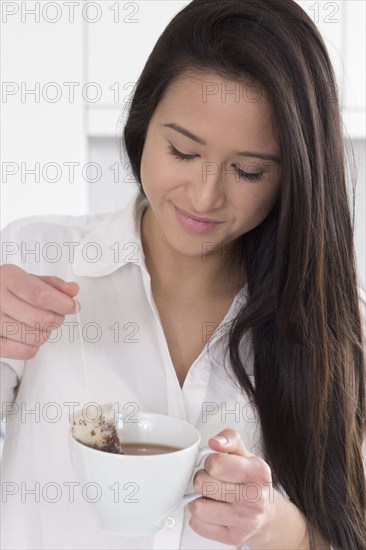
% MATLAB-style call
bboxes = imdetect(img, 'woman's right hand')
[0,264,80,360]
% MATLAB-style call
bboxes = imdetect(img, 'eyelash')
[167,144,263,183]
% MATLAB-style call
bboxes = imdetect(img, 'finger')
[0,313,52,346]
[209,429,255,458]
[37,277,80,307]
[188,497,258,531]
[188,515,241,546]
[6,274,78,316]
[2,290,65,332]
[204,452,272,484]
[38,276,80,298]
[194,468,271,504]
[0,337,39,360]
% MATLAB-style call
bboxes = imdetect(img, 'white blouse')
[1,188,260,550]
[0,188,364,550]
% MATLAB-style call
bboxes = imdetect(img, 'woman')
[123,1,366,546]
[1,1,365,549]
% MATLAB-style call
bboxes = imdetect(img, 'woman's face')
[140,71,282,257]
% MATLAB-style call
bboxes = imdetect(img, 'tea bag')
[71,403,124,454]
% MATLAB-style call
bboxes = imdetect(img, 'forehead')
[154,71,279,154]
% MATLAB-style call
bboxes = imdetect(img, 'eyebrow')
[161,122,281,163]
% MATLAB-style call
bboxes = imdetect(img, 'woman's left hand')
[188,428,275,547]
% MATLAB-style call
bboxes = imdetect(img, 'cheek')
[141,148,181,195]
[232,183,279,228]
[255,187,279,218]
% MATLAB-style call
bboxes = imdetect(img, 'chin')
[167,235,209,257]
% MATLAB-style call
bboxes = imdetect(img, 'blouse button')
[165,516,176,528]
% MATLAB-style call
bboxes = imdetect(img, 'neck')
[140,205,246,301]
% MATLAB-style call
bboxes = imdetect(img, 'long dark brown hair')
[122,1,366,548]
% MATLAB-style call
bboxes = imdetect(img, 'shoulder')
[1,211,113,252]
[0,211,117,274]
[0,189,145,275]
[0,188,143,249]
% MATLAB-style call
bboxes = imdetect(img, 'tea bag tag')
[74,297,91,403]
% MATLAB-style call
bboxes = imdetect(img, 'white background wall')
[1,0,365,291]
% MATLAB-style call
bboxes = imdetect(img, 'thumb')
[208,429,255,458]
[38,276,80,298]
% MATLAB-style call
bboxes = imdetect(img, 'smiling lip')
[174,205,223,235]
[174,206,223,224]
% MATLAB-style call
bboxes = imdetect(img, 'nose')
[187,160,226,213]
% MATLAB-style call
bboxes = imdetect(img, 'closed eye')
[167,143,263,183]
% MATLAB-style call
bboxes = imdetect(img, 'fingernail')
[214,435,229,446]
[73,299,81,313]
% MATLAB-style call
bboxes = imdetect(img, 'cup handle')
[178,445,216,508]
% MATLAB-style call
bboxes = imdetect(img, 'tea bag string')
[74,298,91,404]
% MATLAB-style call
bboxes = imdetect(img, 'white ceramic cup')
[68,409,216,537]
